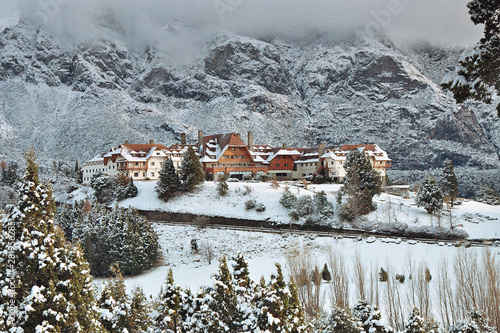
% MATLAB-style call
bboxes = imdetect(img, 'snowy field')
[117,181,500,239]
[123,224,468,296]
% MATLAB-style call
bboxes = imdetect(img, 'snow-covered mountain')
[0,20,499,171]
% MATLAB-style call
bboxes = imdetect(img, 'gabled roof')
[201,133,252,162]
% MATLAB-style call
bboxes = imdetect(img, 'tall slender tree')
[441,160,459,207]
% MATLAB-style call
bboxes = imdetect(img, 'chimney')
[181,133,186,145]
[150,139,155,144]
[282,143,287,149]
[197,130,204,149]
[318,143,326,157]
[247,131,254,151]
[125,140,129,145]
[236,133,241,139]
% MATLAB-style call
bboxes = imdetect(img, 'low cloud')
[15,0,483,55]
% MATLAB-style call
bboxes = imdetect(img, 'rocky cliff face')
[0,22,498,171]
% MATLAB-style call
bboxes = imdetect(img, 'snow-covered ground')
[117,181,500,239]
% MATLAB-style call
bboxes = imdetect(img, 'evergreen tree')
[182,288,223,333]
[153,268,183,332]
[128,286,151,332]
[156,158,179,201]
[416,176,443,214]
[116,177,138,201]
[475,184,500,205]
[321,263,332,282]
[317,307,364,333]
[209,256,241,332]
[403,307,426,333]
[449,310,495,333]
[0,149,103,332]
[280,187,297,209]
[441,160,459,207]
[97,264,131,332]
[353,301,393,333]
[343,150,382,216]
[258,263,310,332]
[180,146,204,192]
[441,0,500,116]
[217,177,229,196]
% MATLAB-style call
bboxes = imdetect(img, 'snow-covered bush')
[245,199,256,210]
[217,177,229,196]
[255,203,266,212]
[280,187,297,209]
[290,195,315,220]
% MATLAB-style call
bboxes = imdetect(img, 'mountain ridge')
[0,21,498,171]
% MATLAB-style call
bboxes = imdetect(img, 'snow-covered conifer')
[152,268,183,332]
[280,187,297,209]
[217,177,229,196]
[0,150,103,332]
[353,301,393,333]
[441,160,459,207]
[316,307,363,333]
[343,149,382,216]
[403,307,426,333]
[475,185,500,205]
[179,147,204,192]
[156,158,179,201]
[416,176,443,214]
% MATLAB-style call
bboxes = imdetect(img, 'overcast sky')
[13,0,483,50]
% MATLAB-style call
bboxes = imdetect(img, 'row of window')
[222,155,246,159]
[132,172,155,178]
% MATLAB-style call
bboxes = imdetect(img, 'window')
[285,164,288,167]
[240,156,245,159]
[232,148,235,151]
[134,162,138,166]
[151,161,155,166]
[223,156,229,159]
[142,162,146,166]
[143,172,146,177]
[239,148,242,151]
[134,173,139,177]
[276,164,279,167]
[151,172,155,177]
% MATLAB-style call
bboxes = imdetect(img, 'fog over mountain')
[0,0,499,184]
[9,0,483,53]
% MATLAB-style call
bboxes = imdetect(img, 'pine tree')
[217,177,229,196]
[258,263,310,332]
[343,150,382,216]
[449,310,495,333]
[441,160,459,207]
[416,176,443,214]
[441,0,500,117]
[403,307,426,333]
[156,158,179,201]
[128,286,152,332]
[210,256,240,332]
[353,301,392,333]
[153,268,183,332]
[321,263,332,282]
[0,149,104,332]
[97,264,130,332]
[180,146,205,192]
[317,307,364,333]
[475,184,500,205]
[280,187,297,209]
